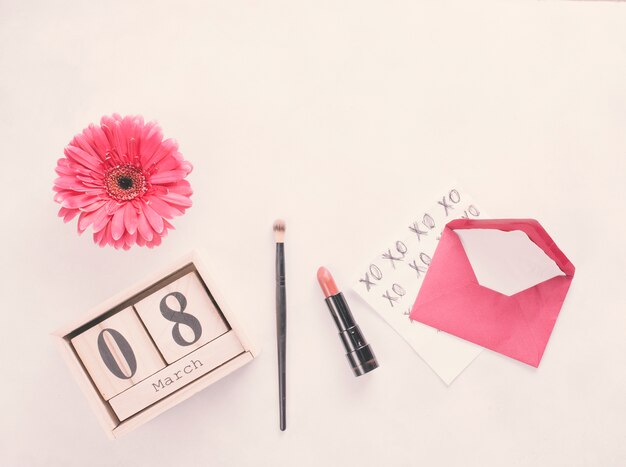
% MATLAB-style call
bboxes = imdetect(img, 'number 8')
[159,292,203,346]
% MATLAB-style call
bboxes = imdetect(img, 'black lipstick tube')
[323,292,379,376]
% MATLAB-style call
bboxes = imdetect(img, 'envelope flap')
[446,219,575,277]
[414,225,480,304]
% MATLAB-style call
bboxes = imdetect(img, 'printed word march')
[152,358,204,392]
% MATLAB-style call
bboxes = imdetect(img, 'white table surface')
[1,1,625,466]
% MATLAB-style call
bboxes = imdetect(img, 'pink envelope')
[410,219,575,367]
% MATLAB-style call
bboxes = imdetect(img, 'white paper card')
[456,229,564,296]
[353,187,485,385]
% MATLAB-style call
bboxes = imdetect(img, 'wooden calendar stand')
[53,252,259,439]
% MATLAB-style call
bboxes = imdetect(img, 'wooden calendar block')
[134,271,229,363]
[54,252,259,439]
[109,331,244,420]
[71,307,166,400]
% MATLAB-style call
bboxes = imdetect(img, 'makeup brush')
[273,219,287,431]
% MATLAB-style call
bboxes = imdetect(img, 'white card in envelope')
[455,229,565,296]
[352,186,485,385]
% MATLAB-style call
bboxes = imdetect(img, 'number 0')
[97,328,138,379]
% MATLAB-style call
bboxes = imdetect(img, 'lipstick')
[316,267,379,376]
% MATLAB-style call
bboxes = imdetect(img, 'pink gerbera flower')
[53,114,193,249]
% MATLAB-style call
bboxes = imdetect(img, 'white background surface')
[1,1,625,466]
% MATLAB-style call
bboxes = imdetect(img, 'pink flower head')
[53,114,193,249]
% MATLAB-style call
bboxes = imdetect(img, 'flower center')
[105,165,147,201]
[118,176,134,190]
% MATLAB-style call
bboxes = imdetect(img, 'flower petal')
[166,179,193,196]
[145,196,181,218]
[74,132,101,162]
[75,174,103,184]
[154,153,182,172]
[54,176,90,191]
[143,138,177,170]
[161,192,193,208]
[139,124,163,165]
[113,121,128,161]
[114,234,125,249]
[86,124,110,158]
[64,145,103,174]
[58,207,79,223]
[61,194,99,209]
[93,227,106,245]
[147,233,162,248]
[179,160,193,174]
[92,208,111,233]
[136,232,146,247]
[111,206,126,240]
[105,200,123,215]
[123,229,137,248]
[55,160,74,176]
[78,206,107,233]
[137,212,154,241]
[124,203,138,234]
[80,199,108,213]
[150,170,188,184]
[142,202,164,233]
[99,223,113,247]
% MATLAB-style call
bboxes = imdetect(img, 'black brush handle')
[275,242,287,431]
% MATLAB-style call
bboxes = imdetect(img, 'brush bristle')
[273,219,285,242]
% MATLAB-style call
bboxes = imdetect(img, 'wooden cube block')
[71,307,166,400]
[134,271,229,363]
